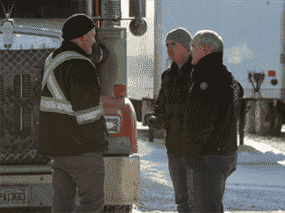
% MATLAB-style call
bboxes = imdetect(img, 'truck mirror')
[129,18,147,36]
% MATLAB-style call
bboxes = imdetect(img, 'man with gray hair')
[181,30,244,212]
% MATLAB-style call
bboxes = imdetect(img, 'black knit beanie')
[62,14,95,41]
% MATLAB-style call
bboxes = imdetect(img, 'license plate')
[0,187,28,207]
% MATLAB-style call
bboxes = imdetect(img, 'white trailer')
[146,0,285,136]
[158,0,284,97]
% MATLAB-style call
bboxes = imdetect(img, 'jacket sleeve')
[65,60,109,142]
[152,70,168,123]
[184,80,232,147]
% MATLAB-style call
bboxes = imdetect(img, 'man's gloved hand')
[145,113,164,130]
[147,115,158,123]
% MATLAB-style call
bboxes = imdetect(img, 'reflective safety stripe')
[47,75,64,100]
[42,51,94,91]
[75,105,104,125]
[40,99,75,116]
[40,51,100,123]
[40,98,104,124]
[45,53,52,69]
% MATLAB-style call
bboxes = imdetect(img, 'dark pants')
[167,150,237,213]
[51,152,105,213]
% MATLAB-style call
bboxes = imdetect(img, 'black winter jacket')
[37,40,110,159]
[153,56,194,158]
[181,52,244,168]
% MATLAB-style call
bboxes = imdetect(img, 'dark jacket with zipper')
[152,56,194,158]
[181,52,244,168]
[37,40,110,159]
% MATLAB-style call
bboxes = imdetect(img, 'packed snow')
[134,123,285,213]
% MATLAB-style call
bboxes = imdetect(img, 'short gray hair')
[192,30,224,54]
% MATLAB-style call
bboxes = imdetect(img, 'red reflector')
[114,84,126,97]
[268,70,276,77]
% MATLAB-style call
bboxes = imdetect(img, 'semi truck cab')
[0,0,148,212]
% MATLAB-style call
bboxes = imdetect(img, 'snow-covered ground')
[134,122,285,213]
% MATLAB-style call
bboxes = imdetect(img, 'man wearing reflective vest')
[37,14,109,213]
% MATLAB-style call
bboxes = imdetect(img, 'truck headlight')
[105,115,120,133]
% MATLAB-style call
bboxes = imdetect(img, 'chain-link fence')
[0,48,55,165]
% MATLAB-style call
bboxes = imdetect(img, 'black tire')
[104,205,132,213]
[269,100,283,137]
[274,102,283,137]
[272,111,283,137]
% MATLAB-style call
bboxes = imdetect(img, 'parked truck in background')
[144,0,285,137]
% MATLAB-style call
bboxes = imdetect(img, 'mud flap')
[268,100,283,137]
[244,100,256,134]
[255,100,271,136]
[244,98,283,137]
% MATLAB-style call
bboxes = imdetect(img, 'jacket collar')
[169,55,193,76]
[52,40,88,59]
[191,52,224,82]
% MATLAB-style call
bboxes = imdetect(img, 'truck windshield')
[0,34,60,50]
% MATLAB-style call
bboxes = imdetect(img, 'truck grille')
[0,48,55,165]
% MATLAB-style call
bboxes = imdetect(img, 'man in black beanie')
[38,13,109,213]
[62,13,96,54]
[145,27,195,213]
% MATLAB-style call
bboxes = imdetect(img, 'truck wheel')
[104,205,132,213]
[255,100,270,136]
[272,111,283,137]
[269,100,283,137]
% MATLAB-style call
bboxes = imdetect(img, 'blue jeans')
[167,150,237,213]
[51,152,105,213]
